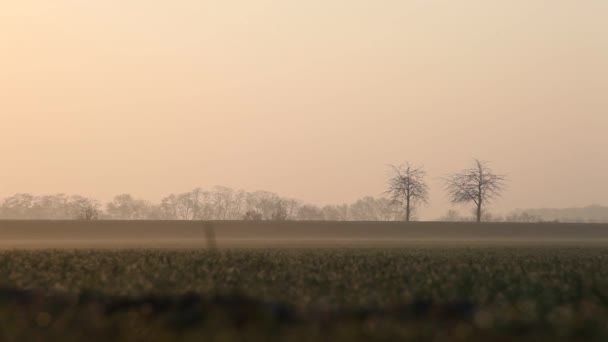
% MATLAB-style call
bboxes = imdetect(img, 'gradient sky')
[1,1,607,219]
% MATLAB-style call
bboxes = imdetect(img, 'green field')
[1,247,608,341]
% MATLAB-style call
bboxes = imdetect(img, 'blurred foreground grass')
[0,247,608,341]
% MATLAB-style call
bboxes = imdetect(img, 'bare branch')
[385,162,429,222]
[443,159,507,222]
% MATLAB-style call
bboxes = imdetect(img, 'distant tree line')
[507,206,608,224]
[0,159,510,222]
[5,158,600,223]
[0,189,404,221]
[0,194,101,220]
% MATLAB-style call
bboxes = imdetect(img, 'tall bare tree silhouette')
[444,159,507,223]
[385,163,429,222]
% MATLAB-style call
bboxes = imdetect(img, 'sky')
[1,0,607,219]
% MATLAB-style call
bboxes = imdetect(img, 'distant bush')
[243,211,263,221]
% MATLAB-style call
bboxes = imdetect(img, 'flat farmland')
[0,221,607,248]
[1,247,608,341]
[2,222,608,340]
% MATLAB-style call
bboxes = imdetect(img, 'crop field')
[1,246,608,341]
[1,220,608,248]
[0,221,607,341]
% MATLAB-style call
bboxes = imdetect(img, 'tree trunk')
[476,201,482,223]
[405,197,411,222]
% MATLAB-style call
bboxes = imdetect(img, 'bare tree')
[270,200,289,221]
[243,210,263,221]
[70,196,100,221]
[106,194,155,220]
[349,197,401,221]
[443,159,507,223]
[385,163,429,222]
[322,204,349,221]
[296,204,325,220]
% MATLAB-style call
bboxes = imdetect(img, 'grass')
[0,247,608,341]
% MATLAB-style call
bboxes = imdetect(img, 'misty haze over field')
[1,1,607,219]
[2,3,608,341]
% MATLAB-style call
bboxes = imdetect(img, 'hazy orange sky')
[1,1,607,218]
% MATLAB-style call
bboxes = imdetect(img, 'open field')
[1,247,608,341]
[1,221,608,340]
[0,220,608,248]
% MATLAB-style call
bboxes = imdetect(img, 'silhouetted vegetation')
[385,163,429,222]
[2,160,607,223]
[0,189,405,221]
[444,159,507,223]
[511,206,608,223]
[0,194,101,221]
